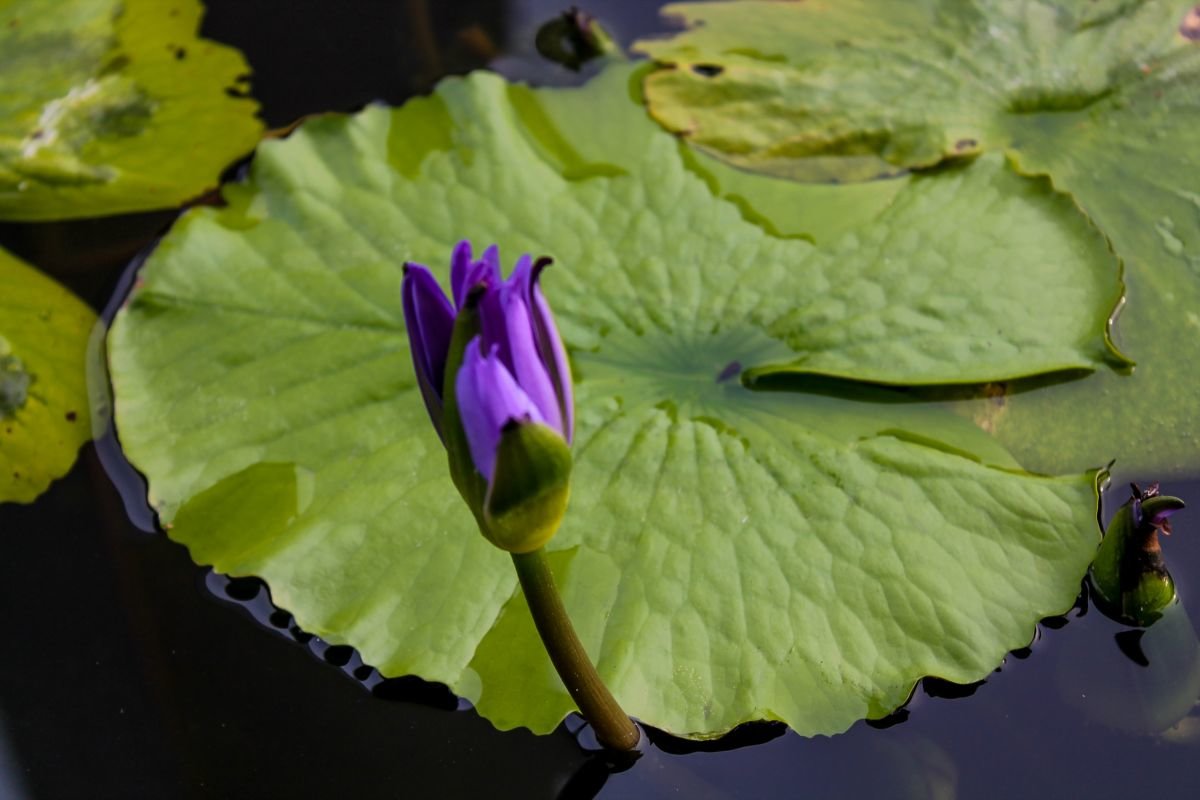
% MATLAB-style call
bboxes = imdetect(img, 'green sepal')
[1142,496,1187,525]
[440,287,486,520]
[482,421,573,554]
[1090,494,1183,627]
[1091,504,1134,603]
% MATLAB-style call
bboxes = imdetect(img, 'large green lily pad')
[1,247,95,504]
[638,0,1200,475]
[0,0,262,220]
[109,66,1106,737]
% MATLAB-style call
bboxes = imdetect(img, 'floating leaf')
[1,246,95,503]
[109,66,1106,737]
[638,0,1200,474]
[991,46,1200,475]
[637,0,1193,179]
[0,0,262,220]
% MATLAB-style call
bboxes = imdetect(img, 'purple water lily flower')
[403,246,637,751]
[401,240,573,480]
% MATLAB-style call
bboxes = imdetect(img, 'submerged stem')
[511,548,640,751]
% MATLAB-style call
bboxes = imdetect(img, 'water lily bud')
[405,245,635,751]
[1090,483,1185,627]
[401,241,574,552]
[400,262,455,439]
[535,8,619,72]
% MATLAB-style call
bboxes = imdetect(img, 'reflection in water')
[1070,478,1200,735]
[1059,600,1200,737]
[88,235,161,533]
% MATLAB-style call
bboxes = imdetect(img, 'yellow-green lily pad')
[0,0,262,220]
[1,246,95,503]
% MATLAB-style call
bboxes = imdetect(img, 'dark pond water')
[3,2,1200,798]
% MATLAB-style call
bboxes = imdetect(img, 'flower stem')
[511,548,640,751]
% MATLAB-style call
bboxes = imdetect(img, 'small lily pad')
[0,0,262,220]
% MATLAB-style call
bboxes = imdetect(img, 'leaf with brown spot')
[0,0,262,220]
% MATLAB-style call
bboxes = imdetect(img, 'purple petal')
[529,258,574,442]
[1130,497,1145,530]
[450,241,505,309]
[498,255,563,435]
[455,338,545,481]
[478,283,508,365]
[450,241,474,309]
[1150,506,1184,526]
[480,244,502,285]
[401,263,454,439]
